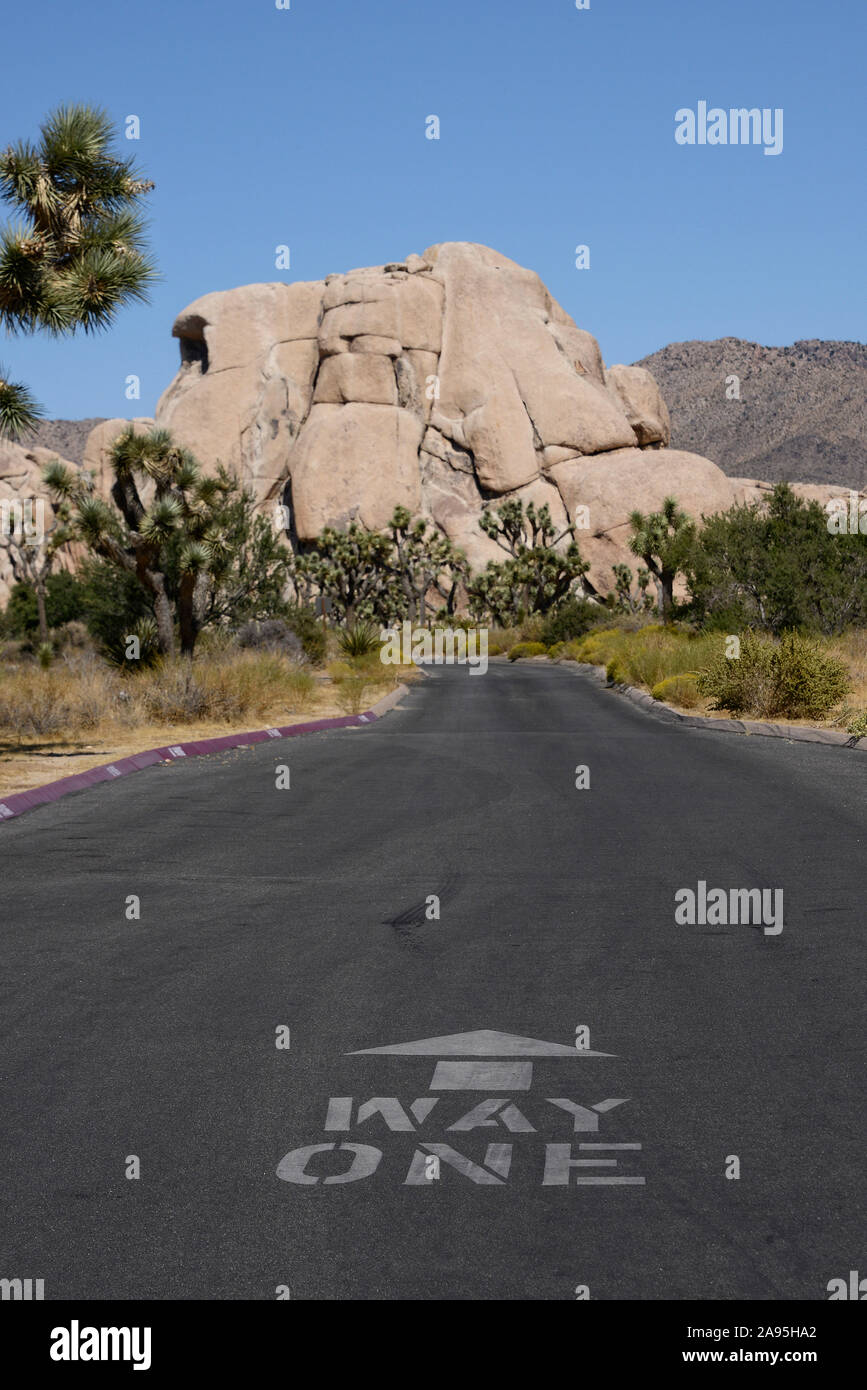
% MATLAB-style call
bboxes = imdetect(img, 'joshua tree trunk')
[35,575,49,646]
[657,572,675,622]
[178,572,200,659]
[144,574,175,655]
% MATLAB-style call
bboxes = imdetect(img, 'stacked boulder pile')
[1,243,859,604]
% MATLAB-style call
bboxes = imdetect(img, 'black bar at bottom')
[1,1299,862,1376]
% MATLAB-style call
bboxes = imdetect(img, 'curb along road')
[553,658,867,753]
[0,682,411,824]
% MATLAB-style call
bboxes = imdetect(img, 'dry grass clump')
[575,626,722,691]
[0,649,316,742]
[327,652,409,714]
[133,652,314,724]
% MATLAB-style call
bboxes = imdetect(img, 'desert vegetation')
[4,426,867,797]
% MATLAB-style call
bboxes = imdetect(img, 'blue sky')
[1,0,864,420]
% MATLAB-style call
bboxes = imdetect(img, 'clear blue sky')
[2,0,864,421]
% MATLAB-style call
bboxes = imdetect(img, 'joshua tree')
[479,496,573,559]
[289,523,396,625]
[0,104,156,438]
[470,497,588,620]
[612,562,652,614]
[387,506,466,623]
[44,426,288,658]
[628,496,696,621]
[0,479,75,643]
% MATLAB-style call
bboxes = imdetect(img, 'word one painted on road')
[276,1029,645,1188]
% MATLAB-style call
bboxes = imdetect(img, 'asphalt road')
[1,661,864,1301]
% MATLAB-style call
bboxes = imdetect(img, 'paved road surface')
[1,662,863,1300]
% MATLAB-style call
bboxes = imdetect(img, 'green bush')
[697,630,850,719]
[285,605,327,664]
[0,571,89,638]
[771,631,851,718]
[508,641,548,661]
[540,598,599,646]
[651,672,701,709]
[688,482,867,636]
[847,710,867,738]
[77,558,154,655]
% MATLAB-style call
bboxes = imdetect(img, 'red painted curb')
[0,684,409,824]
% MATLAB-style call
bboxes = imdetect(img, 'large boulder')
[549,447,739,593]
[154,244,649,525]
[146,242,858,601]
[289,403,423,537]
[605,364,671,447]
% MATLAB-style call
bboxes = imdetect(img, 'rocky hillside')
[636,339,867,490]
[29,418,106,466]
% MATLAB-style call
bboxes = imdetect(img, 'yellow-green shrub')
[508,641,548,661]
[651,672,701,709]
[697,630,850,719]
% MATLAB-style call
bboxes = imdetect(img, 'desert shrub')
[846,710,867,737]
[688,482,867,636]
[575,628,628,667]
[199,651,314,719]
[0,673,73,737]
[0,571,89,639]
[651,672,701,709]
[490,626,521,653]
[0,660,122,738]
[328,648,404,711]
[576,625,723,692]
[696,633,778,716]
[53,620,92,652]
[540,598,600,646]
[132,665,210,722]
[771,631,851,718]
[284,606,327,664]
[327,660,372,714]
[132,651,315,725]
[508,641,548,661]
[77,558,155,656]
[338,620,381,657]
[236,618,304,662]
[547,642,567,660]
[623,629,719,691]
[102,617,162,671]
[559,639,587,661]
[696,630,850,719]
[0,648,316,740]
[518,615,546,642]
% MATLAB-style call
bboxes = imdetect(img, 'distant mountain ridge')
[636,338,867,491]
[29,418,106,466]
